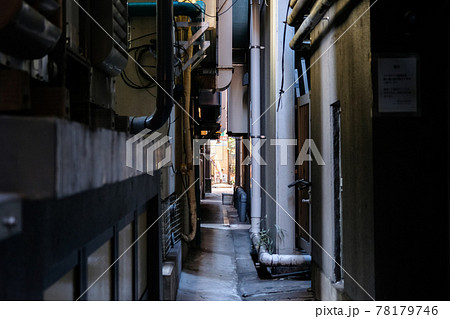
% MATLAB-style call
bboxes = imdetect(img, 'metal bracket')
[174,21,209,73]
[182,41,210,72]
[181,22,209,51]
[175,21,209,28]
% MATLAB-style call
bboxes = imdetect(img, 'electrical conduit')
[181,25,197,243]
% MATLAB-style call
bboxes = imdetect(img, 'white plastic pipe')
[250,0,262,235]
[248,0,311,268]
[251,233,312,266]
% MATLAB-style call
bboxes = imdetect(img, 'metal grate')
[161,196,182,259]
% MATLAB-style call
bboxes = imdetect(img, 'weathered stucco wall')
[309,0,375,301]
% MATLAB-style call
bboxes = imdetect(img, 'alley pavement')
[176,186,313,301]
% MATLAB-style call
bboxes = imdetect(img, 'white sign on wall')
[378,57,418,113]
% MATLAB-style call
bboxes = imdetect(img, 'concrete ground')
[176,187,313,301]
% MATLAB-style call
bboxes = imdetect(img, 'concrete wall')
[114,3,175,202]
[309,0,375,300]
[0,117,140,199]
[115,12,157,117]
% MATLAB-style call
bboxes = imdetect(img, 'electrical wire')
[185,0,239,18]
[174,17,185,82]
[184,0,216,18]
[277,2,290,112]
[174,43,190,60]
[217,0,239,16]
[129,32,156,43]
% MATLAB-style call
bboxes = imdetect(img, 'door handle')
[302,198,311,204]
[288,179,312,190]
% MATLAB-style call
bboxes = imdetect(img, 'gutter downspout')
[129,1,206,134]
[130,0,174,134]
[249,0,262,236]
[181,26,197,243]
[249,0,311,267]
[289,0,336,50]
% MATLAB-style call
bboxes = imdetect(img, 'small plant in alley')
[255,224,287,255]
[256,228,274,255]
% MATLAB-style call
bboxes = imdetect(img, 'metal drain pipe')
[289,0,336,50]
[251,232,311,266]
[249,0,262,236]
[130,0,174,133]
[249,0,311,268]
[287,0,316,26]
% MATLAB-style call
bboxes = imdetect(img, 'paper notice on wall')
[378,57,418,113]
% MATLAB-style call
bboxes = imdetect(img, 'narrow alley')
[0,0,449,308]
[176,186,313,301]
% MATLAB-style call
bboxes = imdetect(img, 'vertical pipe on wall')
[181,26,197,243]
[129,0,174,133]
[248,0,311,267]
[155,0,174,129]
[235,137,241,186]
[250,0,262,236]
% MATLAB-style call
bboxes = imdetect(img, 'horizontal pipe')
[287,0,315,26]
[259,252,312,266]
[251,232,311,267]
[289,0,336,50]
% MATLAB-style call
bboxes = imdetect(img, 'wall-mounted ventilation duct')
[91,0,128,77]
[0,0,61,60]
[215,0,233,91]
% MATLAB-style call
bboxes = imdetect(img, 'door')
[296,98,312,254]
